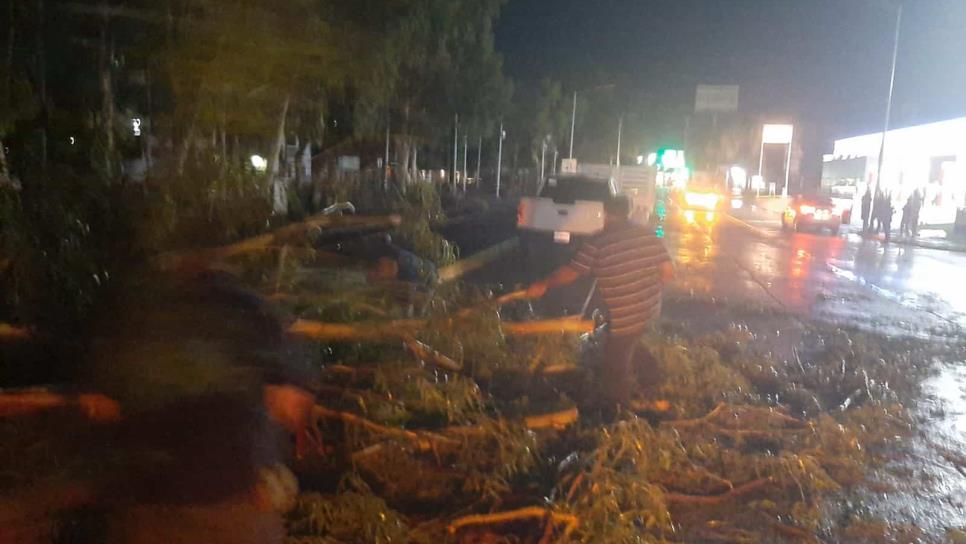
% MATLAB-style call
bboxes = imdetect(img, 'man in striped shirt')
[527,195,674,409]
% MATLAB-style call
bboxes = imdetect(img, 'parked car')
[781,195,842,234]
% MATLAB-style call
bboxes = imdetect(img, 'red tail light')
[517,201,528,225]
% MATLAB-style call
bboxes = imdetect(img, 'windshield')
[539,177,612,203]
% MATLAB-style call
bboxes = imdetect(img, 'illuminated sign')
[657,149,685,169]
[762,124,794,145]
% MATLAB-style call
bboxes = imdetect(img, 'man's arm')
[527,239,596,299]
[526,264,586,299]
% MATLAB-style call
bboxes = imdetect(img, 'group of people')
[860,187,924,242]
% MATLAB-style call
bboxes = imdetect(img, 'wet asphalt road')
[670,207,966,336]
[468,206,966,336]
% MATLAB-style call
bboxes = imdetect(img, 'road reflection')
[668,222,719,296]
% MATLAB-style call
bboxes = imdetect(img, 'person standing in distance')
[526,195,674,412]
[861,188,873,233]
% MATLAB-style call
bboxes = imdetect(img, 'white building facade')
[822,117,966,225]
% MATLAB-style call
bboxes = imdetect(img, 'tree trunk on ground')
[268,94,291,214]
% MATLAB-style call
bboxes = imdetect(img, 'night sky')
[496,0,966,167]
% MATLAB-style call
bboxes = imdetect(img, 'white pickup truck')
[517,175,616,275]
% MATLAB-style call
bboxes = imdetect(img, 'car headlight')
[799,205,816,215]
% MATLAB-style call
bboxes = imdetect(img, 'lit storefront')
[822,117,966,225]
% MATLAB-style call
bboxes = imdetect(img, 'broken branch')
[0,389,120,422]
[447,506,578,537]
[771,522,821,543]
[0,323,31,342]
[438,238,519,282]
[312,405,457,452]
[288,317,593,342]
[157,214,401,271]
[664,403,805,431]
[665,477,773,506]
[403,337,462,372]
[501,318,594,336]
[524,407,579,430]
[288,318,423,341]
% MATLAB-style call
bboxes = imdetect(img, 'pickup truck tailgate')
[518,197,604,235]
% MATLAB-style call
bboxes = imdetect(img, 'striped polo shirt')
[569,221,671,338]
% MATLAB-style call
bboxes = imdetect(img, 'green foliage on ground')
[285,477,412,544]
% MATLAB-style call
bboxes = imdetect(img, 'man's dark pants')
[601,332,640,408]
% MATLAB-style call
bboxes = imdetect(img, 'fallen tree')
[6,206,964,544]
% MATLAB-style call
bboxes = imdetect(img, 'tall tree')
[350,0,511,187]
[160,0,351,210]
[0,1,37,184]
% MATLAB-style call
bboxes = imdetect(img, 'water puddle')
[853,362,966,540]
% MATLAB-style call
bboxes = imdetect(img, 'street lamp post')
[476,135,482,186]
[615,116,623,170]
[783,127,793,197]
[496,121,504,198]
[452,113,459,190]
[540,139,547,182]
[875,2,903,191]
[568,91,577,159]
[383,114,390,191]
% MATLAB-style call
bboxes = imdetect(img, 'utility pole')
[452,113,459,190]
[783,127,794,197]
[875,2,903,191]
[475,135,482,187]
[496,121,504,198]
[615,116,623,170]
[383,114,390,191]
[552,150,558,174]
[758,138,765,179]
[569,91,577,159]
[540,139,547,182]
[462,134,468,192]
